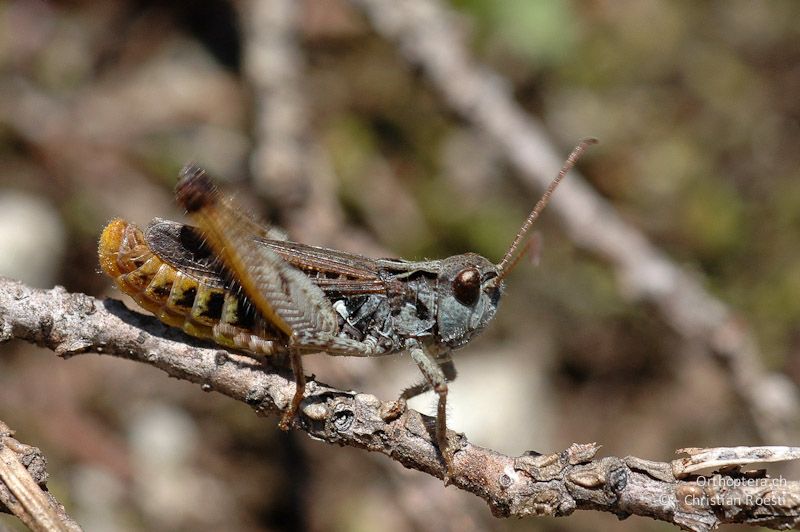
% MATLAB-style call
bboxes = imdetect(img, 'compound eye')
[452,267,481,306]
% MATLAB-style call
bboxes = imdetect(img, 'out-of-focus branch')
[240,0,384,255]
[241,0,312,207]
[0,420,82,532]
[1,278,799,531]
[349,0,799,443]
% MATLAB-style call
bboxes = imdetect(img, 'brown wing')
[146,219,388,295]
[259,239,385,281]
[145,218,224,285]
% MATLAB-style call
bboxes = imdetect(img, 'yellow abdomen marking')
[98,219,278,355]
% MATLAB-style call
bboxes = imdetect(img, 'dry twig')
[0,420,81,531]
[0,277,798,531]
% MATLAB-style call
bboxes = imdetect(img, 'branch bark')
[0,277,798,531]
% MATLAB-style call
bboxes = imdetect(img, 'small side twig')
[1,277,799,531]
[0,420,82,532]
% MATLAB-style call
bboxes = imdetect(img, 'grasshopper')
[98,138,596,478]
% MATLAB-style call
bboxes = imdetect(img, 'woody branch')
[0,277,798,532]
[0,419,81,531]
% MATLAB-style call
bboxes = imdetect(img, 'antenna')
[494,137,597,283]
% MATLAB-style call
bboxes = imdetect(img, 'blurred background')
[1,0,799,530]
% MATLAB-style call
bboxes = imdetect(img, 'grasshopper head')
[436,253,503,348]
[437,138,596,349]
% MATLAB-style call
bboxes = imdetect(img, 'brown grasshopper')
[98,138,596,478]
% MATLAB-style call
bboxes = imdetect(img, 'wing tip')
[176,164,216,213]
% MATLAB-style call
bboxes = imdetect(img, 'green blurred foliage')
[456,0,579,65]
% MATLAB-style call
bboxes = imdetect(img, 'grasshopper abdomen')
[98,219,279,354]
